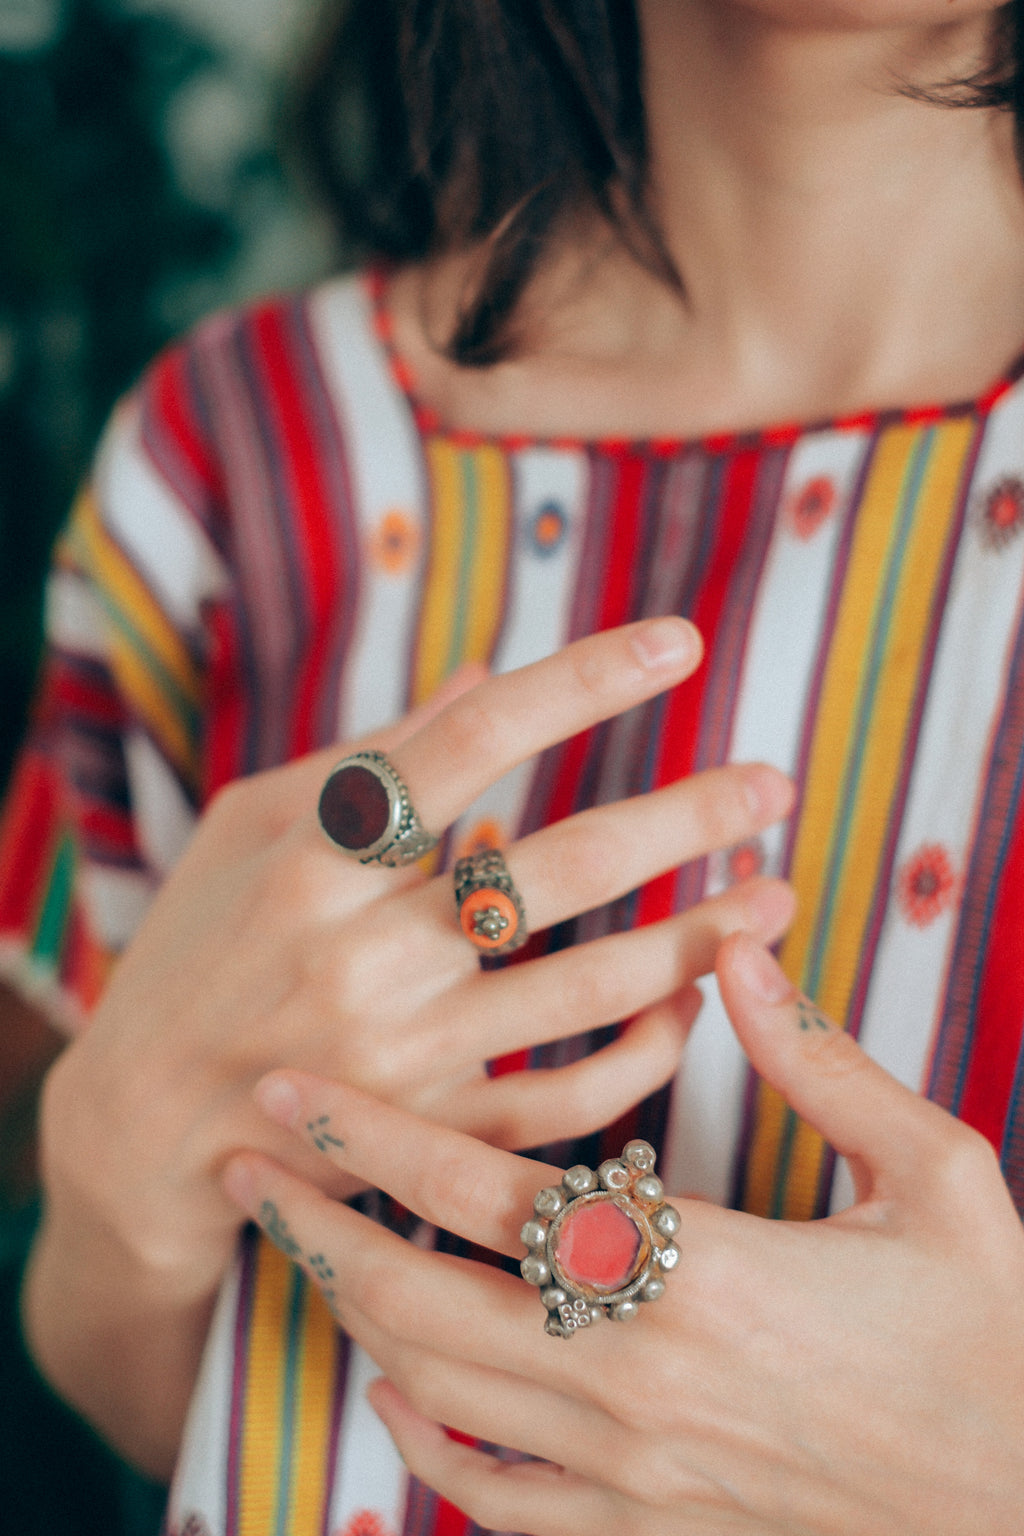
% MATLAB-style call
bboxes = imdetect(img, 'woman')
[3,0,1023,1531]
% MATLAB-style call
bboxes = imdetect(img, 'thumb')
[716,933,960,1204]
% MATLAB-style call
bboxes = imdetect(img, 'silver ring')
[453,848,528,955]
[520,1141,681,1337]
[318,751,438,867]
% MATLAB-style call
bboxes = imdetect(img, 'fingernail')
[742,764,795,822]
[630,617,702,670]
[254,1074,302,1128]
[730,935,796,1004]
[223,1156,258,1215]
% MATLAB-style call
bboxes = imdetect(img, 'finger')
[467,988,703,1149]
[502,761,793,934]
[441,876,796,1062]
[248,1072,566,1258]
[386,618,702,830]
[715,933,990,1203]
[367,1379,611,1536]
[223,1149,548,1375]
[198,661,490,854]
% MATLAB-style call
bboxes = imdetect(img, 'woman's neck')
[390,0,1024,440]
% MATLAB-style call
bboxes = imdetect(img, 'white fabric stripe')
[45,569,110,659]
[449,447,589,851]
[94,398,228,632]
[166,1251,240,1535]
[830,384,1024,1210]
[311,277,429,741]
[80,864,154,950]
[326,1343,407,1536]
[125,730,198,875]
[664,428,869,1206]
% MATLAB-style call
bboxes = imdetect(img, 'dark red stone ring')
[318,751,439,867]
[520,1141,681,1336]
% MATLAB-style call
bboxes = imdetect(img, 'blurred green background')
[0,0,340,794]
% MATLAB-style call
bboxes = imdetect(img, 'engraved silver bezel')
[319,752,437,866]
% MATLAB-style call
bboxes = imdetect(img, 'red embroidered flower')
[334,1512,395,1536]
[979,477,1024,550]
[727,837,766,884]
[896,844,957,927]
[787,475,837,540]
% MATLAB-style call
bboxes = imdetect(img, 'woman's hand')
[24,619,793,1472]
[225,932,1024,1536]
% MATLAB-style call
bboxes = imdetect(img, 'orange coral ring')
[453,849,528,956]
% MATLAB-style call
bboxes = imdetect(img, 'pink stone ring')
[318,751,438,867]
[520,1141,681,1336]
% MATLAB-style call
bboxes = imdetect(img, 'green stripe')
[32,833,75,970]
[770,430,935,1218]
[273,1265,307,1533]
[448,451,479,671]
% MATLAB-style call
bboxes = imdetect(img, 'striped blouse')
[3,268,1024,1536]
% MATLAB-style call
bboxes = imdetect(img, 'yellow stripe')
[287,1285,340,1532]
[413,441,511,706]
[239,1241,293,1536]
[743,418,975,1219]
[61,489,203,784]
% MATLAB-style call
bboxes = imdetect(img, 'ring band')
[318,751,438,866]
[453,849,528,955]
[520,1141,681,1336]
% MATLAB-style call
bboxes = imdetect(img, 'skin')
[21,621,795,1477]
[224,936,1024,1535]
[17,0,1024,1511]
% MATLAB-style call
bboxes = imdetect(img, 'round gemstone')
[555,1200,642,1292]
[319,763,392,850]
[460,887,519,949]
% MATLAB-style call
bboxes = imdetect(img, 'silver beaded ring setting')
[520,1140,681,1337]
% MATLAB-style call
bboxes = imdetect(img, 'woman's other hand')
[225,934,1024,1536]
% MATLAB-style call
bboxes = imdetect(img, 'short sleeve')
[0,345,229,1034]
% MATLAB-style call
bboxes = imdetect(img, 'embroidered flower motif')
[978,476,1024,550]
[455,818,507,860]
[727,838,766,884]
[787,475,838,540]
[708,835,767,892]
[335,1512,395,1536]
[368,508,420,575]
[167,1515,212,1536]
[528,500,569,556]
[896,844,957,927]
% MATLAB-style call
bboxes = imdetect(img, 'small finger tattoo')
[259,1200,302,1259]
[307,1114,346,1154]
[797,999,832,1033]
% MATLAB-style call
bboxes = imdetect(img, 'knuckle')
[928,1119,1000,1203]
[434,691,504,773]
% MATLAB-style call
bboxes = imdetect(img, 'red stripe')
[51,664,125,728]
[150,344,221,500]
[542,455,649,828]
[956,804,1024,1149]
[636,447,760,925]
[0,753,60,935]
[204,603,247,799]
[249,305,340,758]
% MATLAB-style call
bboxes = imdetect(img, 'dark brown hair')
[295,0,1024,366]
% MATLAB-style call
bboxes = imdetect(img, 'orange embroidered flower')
[368,509,420,575]
[334,1513,394,1536]
[455,818,507,860]
[528,500,568,555]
